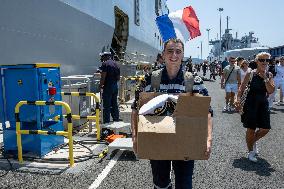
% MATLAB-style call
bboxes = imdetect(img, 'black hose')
[0,147,14,177]
[20,138,108,164]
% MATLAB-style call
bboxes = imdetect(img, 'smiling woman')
[237,52,275,163]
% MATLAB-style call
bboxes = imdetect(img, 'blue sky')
[166,0,284,59]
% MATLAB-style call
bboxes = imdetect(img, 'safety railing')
[15,101,74,167]
[119,75,145,105]
[124,75,145,81]
[61,92,100,140]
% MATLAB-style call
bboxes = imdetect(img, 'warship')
[208,16,268,61]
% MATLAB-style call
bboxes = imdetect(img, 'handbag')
[239,72,254,115]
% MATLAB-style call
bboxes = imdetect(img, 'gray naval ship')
[208,16,268,61]
[0,0,168,75]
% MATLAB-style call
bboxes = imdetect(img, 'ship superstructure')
[208,16,260,61]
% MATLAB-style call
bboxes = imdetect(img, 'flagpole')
[201,41,203,60]
[206,28,211,54]
[218,8,224,61]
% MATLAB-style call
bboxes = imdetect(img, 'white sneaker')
[248,151,257,162]
[276,101,283,106]
[223,105,229,111]
[229,106,236,112]
[253,142,259,155]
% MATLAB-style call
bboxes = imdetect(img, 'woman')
[236,52,275,162]
[240,60,251,83]
[271,56,284,105]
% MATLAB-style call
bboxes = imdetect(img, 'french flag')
[156,6,201,42]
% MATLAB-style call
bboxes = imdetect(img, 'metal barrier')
[15,101,74,167]
[61,92,100,140]
[124,76,145,81]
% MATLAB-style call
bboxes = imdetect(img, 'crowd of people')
[192,56,283,111]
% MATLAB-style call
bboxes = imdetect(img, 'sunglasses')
[258,59,271,63]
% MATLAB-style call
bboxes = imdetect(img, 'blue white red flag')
[156,6,201,42]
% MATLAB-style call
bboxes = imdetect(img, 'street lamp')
[218,8,224,60]
[200,41,203,60]
[206,28,211,53]
[197,46,200,59]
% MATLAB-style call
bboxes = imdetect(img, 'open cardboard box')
[137,92,211,160]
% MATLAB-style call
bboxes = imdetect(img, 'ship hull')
[0,0,159,75]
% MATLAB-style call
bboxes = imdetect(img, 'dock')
[0,74,283,189]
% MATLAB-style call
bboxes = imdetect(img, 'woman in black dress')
[236,52,275,162]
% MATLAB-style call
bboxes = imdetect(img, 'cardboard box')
[137,92,211,160]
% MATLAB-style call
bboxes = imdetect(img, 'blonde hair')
[255,52,271,60]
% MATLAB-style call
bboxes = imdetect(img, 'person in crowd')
[152,53,165,71]
[197,63,201,72]
[221,56,241,112]
[267,59,277,108]
[221,57,229,73]
[185,56,193,72]
[209,60,217,80]
[236,52,275,162]
[217,62,222,78]
[269,56,284,106]
[131,38,213,189]
[268,59,277,77]
[236,57,244,67]
[99,52,121,123]
[240,60,252,83]
[274,60,283,104]
[143,65,151,77]
[249,60,257,70]
[202,60,208,76]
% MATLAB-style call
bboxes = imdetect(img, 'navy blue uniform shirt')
[132,68,213,116]
[101,60,120,88]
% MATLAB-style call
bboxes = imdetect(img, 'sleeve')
[101,62,107,72]
[201,86,213,117]
[274,66,278,76]
[209,106,214,117]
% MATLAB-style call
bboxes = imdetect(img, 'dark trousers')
[203,69,206,76]
[210,72,216,80]
[102,86,119,123]
[150,160,194,189]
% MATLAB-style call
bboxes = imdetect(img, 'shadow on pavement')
[270,107,284,113]
[118,151,138,162]
[232,157,275,176]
